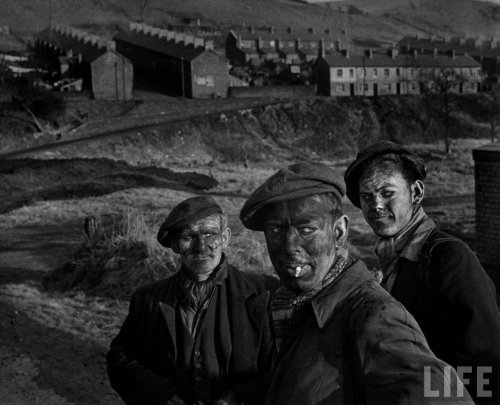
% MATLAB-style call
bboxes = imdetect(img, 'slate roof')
[114,30,218,62]
[37,28,107,62]
[321,51,481,69]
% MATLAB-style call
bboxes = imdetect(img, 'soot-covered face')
[172,215,230,280]
[262,195,348,293]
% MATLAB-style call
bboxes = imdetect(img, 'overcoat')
[265,259,474,405]
[107,260,279,405]
[388,229,500,405]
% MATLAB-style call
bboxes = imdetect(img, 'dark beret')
[344,141,426,208]
[157,196,223,248]
[240,161,345,231]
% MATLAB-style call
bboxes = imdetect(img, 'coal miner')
[107,196,278,405]
[240,161,473,405]
[345,141,500,405]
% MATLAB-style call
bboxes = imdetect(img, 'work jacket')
[387,229,500,405]
[107,259,279,405]
[265,259,474,405]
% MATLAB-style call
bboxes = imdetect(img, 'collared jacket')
[107,259,279,405]
[265,259,474,405]
[386,229,500,405]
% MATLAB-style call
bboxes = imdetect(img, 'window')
[372,69,378,78]
[384,68,390,77]
[363,83,369,91]
[387,83,392,91]
[411,83,417,90]
[337,69,343,78]
[469,68,473,76]
[349,69,354,78]
[206,76,214,87]
[336,84,345,92]
[396,68,400,77]
[361,68,366,77]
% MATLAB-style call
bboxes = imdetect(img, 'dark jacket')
[107,260,279,405]
[265,259,474,405]
[389,229,500,405]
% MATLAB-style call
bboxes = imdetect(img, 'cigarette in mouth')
[294,266,302,277]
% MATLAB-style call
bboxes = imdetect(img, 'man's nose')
[370,195,384,211]
[193,236,207,252]
[284,229,301,255]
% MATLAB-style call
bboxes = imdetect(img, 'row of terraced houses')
[31,23,490,99]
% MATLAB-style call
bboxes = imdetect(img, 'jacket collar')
[311,259,372,328]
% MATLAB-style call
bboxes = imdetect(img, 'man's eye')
[299,227,315,235]
[381,191,394,199]
[361,195,372,203]
[181,235,193,241]
[203,232,217,238]
[266,226,282,234]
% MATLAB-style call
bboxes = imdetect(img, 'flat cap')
[240,161,345,231]
[157,196,223,248]
[344,141,426,208]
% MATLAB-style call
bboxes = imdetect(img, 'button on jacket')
[265,259,474,405]
[107,258,279,405]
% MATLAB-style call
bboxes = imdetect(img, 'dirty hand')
[166,394,186,405]
[216,391,241,405]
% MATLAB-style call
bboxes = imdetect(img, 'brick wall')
[473,143,500,285]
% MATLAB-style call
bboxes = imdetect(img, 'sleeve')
[353,292,475,405]
[106,291,177,405]
[231,284,276,405]
[428,241,500,405]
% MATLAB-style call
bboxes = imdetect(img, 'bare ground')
[0,138,488,404]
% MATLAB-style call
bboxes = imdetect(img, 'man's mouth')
[282,263,310,278]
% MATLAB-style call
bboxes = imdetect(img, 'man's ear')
[412,180,425,206]
[334,215,349,247]
[222,227,231,249]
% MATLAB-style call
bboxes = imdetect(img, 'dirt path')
[0,223,124,405]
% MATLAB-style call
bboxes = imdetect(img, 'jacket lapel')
[158,277,179,359]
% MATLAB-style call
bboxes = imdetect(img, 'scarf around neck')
[271,247,354,353]
[375,205,436,273]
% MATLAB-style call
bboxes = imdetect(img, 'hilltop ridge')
[1,0,500,47]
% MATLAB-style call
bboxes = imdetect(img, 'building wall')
[191,51,229,98]
[91,51,133,100]
[473,143,500,285]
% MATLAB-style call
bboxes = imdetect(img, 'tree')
[419,69,463,154]
[486,81,500,143]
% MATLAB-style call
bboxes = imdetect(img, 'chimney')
[192,37,202,48]
[388,48,398,59]
[248,25,255,34]
[308,27,314,34]
[184,35,194,46]
[175,33,185,43]
[268,26,274,34]
[449,49,456,59]
[319,39,325,53]
[343,49,350,59]
[335,39,342,51]
[286,27,292,34]
[365,49,373,59]
[78,53,82,63]
[433,48,438,58]
[204,39,214,50]
[106,41,116,51]
[296,37,302,49]
[277,37,282,50]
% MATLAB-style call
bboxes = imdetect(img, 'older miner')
[345,141,500,404]
[107,196,278,405]
[240,162,473,405]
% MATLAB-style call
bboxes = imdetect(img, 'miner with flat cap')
[240,161,473,405]
[107,196,278,405]
[345,141,500,404]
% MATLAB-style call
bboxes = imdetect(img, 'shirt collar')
[310,260,372,328]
